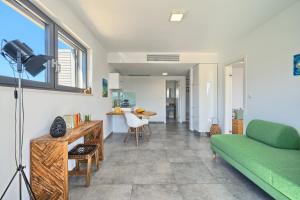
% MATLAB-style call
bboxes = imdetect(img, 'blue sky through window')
[58,38,72,50]
[0,1,45,82]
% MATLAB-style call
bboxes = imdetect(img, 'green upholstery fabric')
[211,135,273,183]
[246,119,300,150]
[272,168,300,200]
[211,145,290,200]
[211,134,300,200]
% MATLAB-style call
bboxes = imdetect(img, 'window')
[0,0,49,85]
[57,29,87,89]
[0,0,88,92]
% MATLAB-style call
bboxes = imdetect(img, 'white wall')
[0,1,113,199]
[232,67,244,109]
[121,76,186,123]
[219,1,300,131]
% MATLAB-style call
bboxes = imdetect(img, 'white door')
[224,66,233,134]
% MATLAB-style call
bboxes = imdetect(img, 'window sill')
[0,85,93,96]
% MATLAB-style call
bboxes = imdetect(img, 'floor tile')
[131,184,183,200]
[167,149,199,163]
[137,150,167,163]
[201,157,243,184]
[224,183,273,200]
[105,150,138,164]
[164,140,188,149]
[134,161,175,184]
[94,163,136,184]
[179,184,238,200]
[82,184,132,200]
[171,162,217,184]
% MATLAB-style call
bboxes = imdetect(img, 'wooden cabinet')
[232,119,243,134]
[30,120,103,200]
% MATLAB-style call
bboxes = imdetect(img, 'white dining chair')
[124,112,145,147]
[141,117,152,141]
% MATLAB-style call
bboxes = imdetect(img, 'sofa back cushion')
[246,119,300,149]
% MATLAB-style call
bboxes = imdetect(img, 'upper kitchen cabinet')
[108,73,120,89]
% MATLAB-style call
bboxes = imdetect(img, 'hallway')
[69,123,272,200]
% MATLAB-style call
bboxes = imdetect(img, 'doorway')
[224,58,246,134]
[166,80,180,123]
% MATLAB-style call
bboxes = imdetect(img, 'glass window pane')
[0,1,47,82]
[57,34,77,87]
[57,32,87,89]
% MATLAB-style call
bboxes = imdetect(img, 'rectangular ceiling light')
[170,11,184,22]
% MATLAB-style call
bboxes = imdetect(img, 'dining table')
[106,110,157,133]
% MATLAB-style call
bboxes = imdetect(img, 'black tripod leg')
[0,170,19,200]
[20,169,36,200]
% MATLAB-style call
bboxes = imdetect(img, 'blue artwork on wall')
[293,54,300,76]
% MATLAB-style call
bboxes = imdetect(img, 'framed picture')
[102,78,108,97]
[293,54,300,76]
[63,115,74,129]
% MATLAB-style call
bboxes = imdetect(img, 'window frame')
[55,26,88,93]
[0,0,88,93]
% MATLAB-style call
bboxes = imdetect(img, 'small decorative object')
[73,113,81,127]
[84,114,91,122]
[114,107,122,113]
[50,116,67,138]
[121,99,130,107]
[294,54,300,76]
[232,119,243,134]
[82,87,92,95]
[64,115,74,129]
[135,107,145,113]
[113,99,120,108]
[233,108,244,120]
[102,78,108,97]
[209,124,221,137]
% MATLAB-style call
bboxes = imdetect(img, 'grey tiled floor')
[69,123,273,200]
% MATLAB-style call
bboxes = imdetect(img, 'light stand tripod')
[0,50,36,200]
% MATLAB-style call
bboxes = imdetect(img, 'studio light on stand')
[0,39,52,200]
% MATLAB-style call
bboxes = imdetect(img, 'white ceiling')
[64,0,296,52]
[111,63,194,76]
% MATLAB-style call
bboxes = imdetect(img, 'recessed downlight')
[162,72,168,76]
[169,10,185,22]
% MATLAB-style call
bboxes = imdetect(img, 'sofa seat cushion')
[272,168,300,200]
[211,134,300,199]
[211,135,274,184]
[246,119,299,150]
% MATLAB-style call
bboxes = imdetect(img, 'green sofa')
[210,119,300,200]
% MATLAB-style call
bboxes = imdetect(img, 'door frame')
[224,56,247,134]
[224,65,233,134]
[165,79,185,123]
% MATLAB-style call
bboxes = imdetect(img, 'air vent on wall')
[147,54,180,62]
[128,74,151,76]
